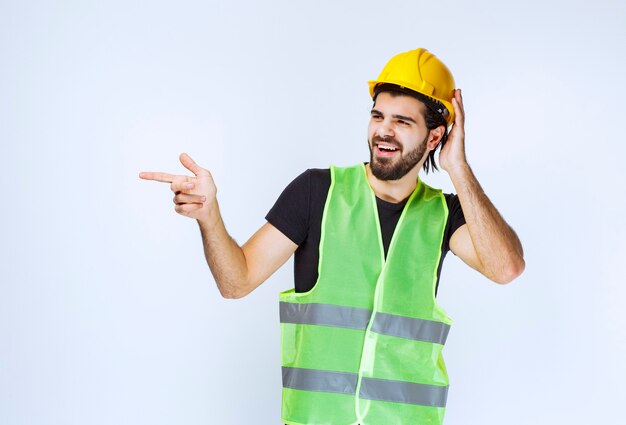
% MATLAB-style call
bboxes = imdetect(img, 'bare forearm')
[196,201,250,298]
[449,163,525,283]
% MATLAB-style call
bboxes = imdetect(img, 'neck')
[365,163,421,203]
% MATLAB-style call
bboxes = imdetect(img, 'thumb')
[179,152,207,176]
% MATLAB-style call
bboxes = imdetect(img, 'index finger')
[138,171,177,183]
[452,90,465,124]
[454,89,464,113]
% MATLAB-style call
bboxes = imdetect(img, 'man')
[139,48,524,424]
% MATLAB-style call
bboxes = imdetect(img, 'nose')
[375,119,394,139]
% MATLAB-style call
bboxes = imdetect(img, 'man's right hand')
[139,152,216,222]
[139,152,298,298]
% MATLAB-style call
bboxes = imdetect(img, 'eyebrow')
[370,109,417,124]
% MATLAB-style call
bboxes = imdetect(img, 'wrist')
[445,158,470,178]
[196,200,221,228]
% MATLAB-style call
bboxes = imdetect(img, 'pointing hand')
[139,153,217,221]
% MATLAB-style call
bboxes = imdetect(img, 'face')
[367,92,430,181]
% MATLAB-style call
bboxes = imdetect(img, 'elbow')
[493,257,526,285]
[218,280,252,299]
[220,290,240,299]
[220,289,248,299]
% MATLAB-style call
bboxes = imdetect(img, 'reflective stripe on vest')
[280,301,450,345]
[360,376,448,407]
[282,366,448,407]
[282,367,357,395]
[279,164,452,425]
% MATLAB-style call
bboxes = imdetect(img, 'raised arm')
[439,90,525,284]
[139,153,297,298]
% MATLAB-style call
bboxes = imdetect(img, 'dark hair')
[373,84,449,174]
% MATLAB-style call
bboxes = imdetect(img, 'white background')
[1,0,625,423]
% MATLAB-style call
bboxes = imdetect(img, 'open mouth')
[375,143,400,156]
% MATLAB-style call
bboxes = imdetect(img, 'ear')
[426,125,446,151]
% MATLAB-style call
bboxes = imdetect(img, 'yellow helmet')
[368,48,456,124]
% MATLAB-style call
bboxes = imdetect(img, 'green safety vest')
[279,164,452,425]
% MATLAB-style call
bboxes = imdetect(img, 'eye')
[371,114,383,121]
[397,119,410,126]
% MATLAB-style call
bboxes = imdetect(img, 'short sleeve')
[265,170,311,245]
[442,193,466,254]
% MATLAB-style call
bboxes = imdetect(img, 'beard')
[368,134,428,180]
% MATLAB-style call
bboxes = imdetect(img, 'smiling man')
[140,48,525,425]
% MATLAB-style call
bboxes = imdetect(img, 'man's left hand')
[439,89,467,173]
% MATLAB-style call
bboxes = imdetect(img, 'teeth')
[378,145,398,151]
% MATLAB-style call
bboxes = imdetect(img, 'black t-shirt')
[266,168,466,296]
